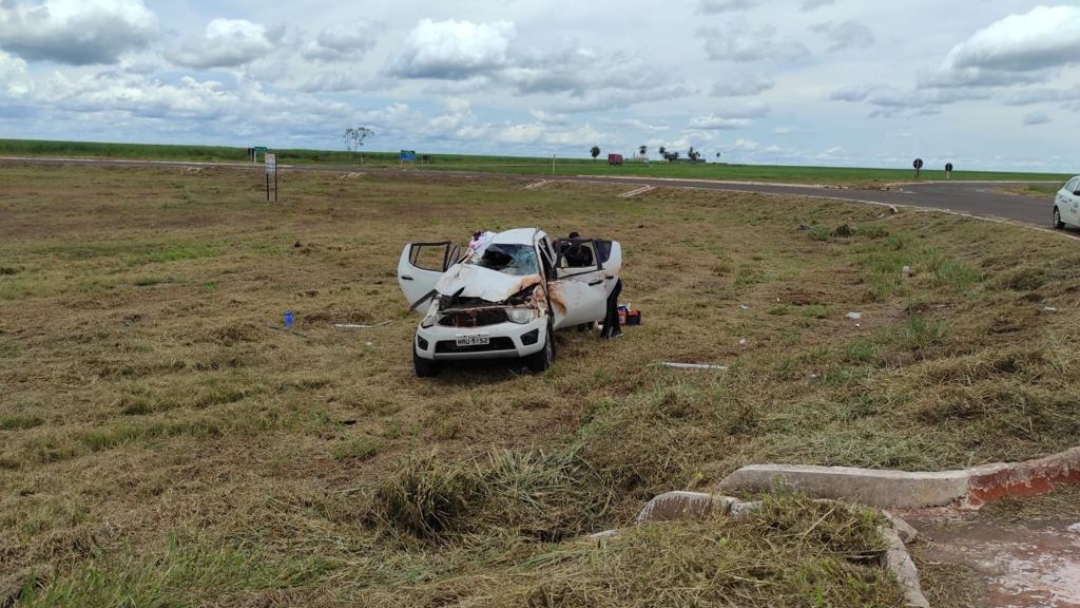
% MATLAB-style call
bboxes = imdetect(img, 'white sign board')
[265,153,277,175]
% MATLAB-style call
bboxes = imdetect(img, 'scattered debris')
[1044,307,1059,313]
[337,172,364,180]
[797,224,813,231]
[740,304,751,311]
[888,205,899,215]
[334,321,393,330]
[524,180,549,191]
[342,420,358,426]
[738,339,748,346]
[658,362,728,371]
[902,265,913,277]
[620,185,655,198]
[846,312,863,320]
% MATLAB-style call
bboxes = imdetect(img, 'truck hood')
[435,264,542,303]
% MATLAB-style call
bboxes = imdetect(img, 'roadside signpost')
[252,146,268,162]
[946,162,954,180]
[399,150,416,165]
[913,158,924,180]
[265,153,278,202]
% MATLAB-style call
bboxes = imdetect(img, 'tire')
[413,346,440,378]
[1054,207,1065,230]
[525,321,556,373]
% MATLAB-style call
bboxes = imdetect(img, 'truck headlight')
[506,308,538,324]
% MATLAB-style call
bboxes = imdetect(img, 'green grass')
[1,138,1070,186]
[5,163,1080,606]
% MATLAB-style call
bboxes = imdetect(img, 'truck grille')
[439,309,508,328]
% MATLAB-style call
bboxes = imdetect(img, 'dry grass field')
[3,163,1080,606]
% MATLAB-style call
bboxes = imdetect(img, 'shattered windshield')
[470,244,539,277]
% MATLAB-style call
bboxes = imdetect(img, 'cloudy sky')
[1,0,1079,171]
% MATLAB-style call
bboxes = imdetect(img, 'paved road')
[1,156,1061,229]
[564,176,1056,228]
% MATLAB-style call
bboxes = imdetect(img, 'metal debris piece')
[620,185,655,198]
[658,362,728,371]
[334,321,393,330]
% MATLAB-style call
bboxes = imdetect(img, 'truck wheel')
[526,321,556,373]
[414,347,440,378]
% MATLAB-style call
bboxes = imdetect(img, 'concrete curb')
[882,525,931,608]
[717,446,1080,510]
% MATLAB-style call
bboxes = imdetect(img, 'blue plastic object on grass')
[285,310,294,329]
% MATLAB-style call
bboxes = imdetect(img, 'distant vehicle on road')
[397,229,622,377]
[1053,176,1080,229]
[608,154,624,166]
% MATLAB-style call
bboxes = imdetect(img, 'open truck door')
[397,241,461,311]
[549,238,610,329]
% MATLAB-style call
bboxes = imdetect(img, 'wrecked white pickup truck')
[397,228,622,377]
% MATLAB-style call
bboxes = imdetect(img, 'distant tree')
[662,150,680,162]
[688,146,701,163]
[590,145,601,160]
[658,146,667,157]
[343,127,374,165]
[716,151,722,160]
[639,145,647,156]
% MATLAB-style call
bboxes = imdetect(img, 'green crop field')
[4,163,1080,606]
[1,138,1071,187]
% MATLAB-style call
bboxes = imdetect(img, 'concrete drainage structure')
[718,446,1080,510]
[602,491,930,608]
[586,448,1080,607]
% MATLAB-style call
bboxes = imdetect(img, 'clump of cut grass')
[370,454,483,540]
[832,223,855,238]
[0,415,44,431]
[857,225,890,239]
[334,436,383,461]
[371,450,615,542]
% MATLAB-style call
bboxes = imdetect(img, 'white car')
[1053,175,1080,229]
[397,228,622,377]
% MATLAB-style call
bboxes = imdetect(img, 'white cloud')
[0,0,157,65]
[689,115,750,130]
[1003,85,1080,106]
[925,5,1080,88]
[302,21,381,62]
[812,20,875,51]
[171,19,280,69]
[699,22,809,62]
[698,0,758,13]
[0,49,32,95]
[946,6,1080,72]
[388,19,514,79]
[711,75,774,97]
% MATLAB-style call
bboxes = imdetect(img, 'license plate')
[456,336,490,347]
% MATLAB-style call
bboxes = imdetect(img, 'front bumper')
[414,318,547,361]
